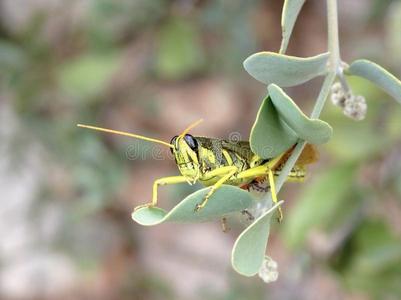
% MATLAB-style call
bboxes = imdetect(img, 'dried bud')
[258,256,279,283]
[331,92,345,107]
[331,82,342,93]
[344,91,353,100]
[330,82,346,107]
[343,95,367,120]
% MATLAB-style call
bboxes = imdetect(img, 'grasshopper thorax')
[170,134,201,183]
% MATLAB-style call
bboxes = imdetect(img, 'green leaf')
[131,185,255,225]
[340,220,401,299]
[231,201,283,276]
[268,84,333,145]
[282,163,356,248]
[250,86,332,158]
[280,0,306,53]
[346,59,401,103]
[59,52,120,99]
[345,220,401,275]
[243,52,329,87]
[156,17,204,80]
[250,96,298,158]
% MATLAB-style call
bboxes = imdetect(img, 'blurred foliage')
[59,52,120,100]
[0,0,400,299]
[156,17,205,79]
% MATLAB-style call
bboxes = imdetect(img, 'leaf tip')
[131,207,166,226]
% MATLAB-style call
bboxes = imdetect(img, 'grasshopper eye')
[184,134,198,151]
[170,135,178,154]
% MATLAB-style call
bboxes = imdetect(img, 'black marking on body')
[248,178,269,193]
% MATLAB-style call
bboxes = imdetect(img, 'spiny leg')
[267,168,283,222]
[236,164,283,222]
[195,154,283,212]
[134,175,189,210]
[194,166,238,211]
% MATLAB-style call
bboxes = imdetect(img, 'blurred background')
[1,0,401,299]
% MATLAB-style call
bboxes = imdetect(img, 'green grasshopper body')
[169,133,311,214]
[172,136,266,187]
[174,136,306,187]
[78,121,317,220]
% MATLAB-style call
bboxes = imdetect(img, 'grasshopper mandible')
[77,119,317,221]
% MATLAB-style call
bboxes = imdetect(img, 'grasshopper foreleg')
[194,166,238,212]
[134,175,189,211]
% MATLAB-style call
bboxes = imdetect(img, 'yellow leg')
[267,168,283,222]
[195,166,238,211]
[134,175,189,210]
[236,164,283,222]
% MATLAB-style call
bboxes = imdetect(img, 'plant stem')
[261,0,339,206]
[327,0,341,73]
[274,72,335,194]
[337,71,351,93]
[311,72,336,119]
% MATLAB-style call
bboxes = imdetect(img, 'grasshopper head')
[170,134,200,183]
[77,119,204,184]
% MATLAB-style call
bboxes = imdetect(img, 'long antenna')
[77,124,174,148]
[179,119,204,138]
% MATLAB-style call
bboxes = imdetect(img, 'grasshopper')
[77,119,317,221]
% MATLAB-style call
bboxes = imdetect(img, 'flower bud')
[258,256,279,283]
[343,95,367,120]
[331,82,342,93]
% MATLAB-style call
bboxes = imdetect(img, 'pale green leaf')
[132,185,255,225]
[268,84,333,145]
[250,96,298,158]
[243,52,329,87]
[280,0,306,53]
[231,201,283,276]
[346,59,401,103]
[250,88,332,159]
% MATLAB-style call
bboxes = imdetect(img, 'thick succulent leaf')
[231,201,283,276]
[280,0,306,53]
[346,59,401,103]
[243,52,329,87]
[250,96,298,158]
[132,185,255,225]
[250,88,332,159]
[268,84,333,144]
